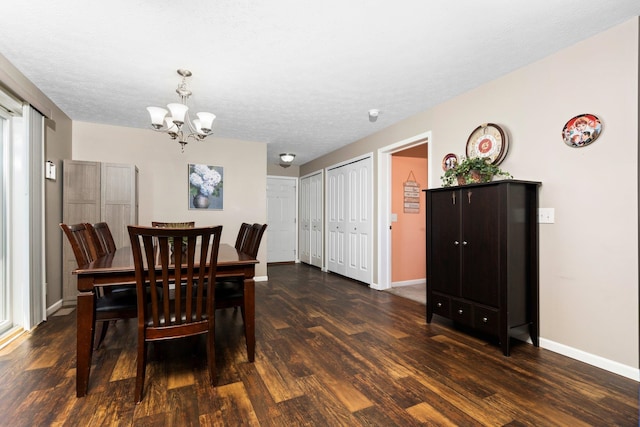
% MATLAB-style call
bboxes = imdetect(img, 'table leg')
[243,277,255,362]
[76,290,95,397]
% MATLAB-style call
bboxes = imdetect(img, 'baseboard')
[46,299,63,317]
[391,279,426,287]
[540,338,640,382]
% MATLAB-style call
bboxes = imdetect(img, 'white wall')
[72,122,268,278]
[302,18,639,375]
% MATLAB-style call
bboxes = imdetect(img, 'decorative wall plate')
[562,114,601,147]
[466,123,508,165]
[442,153,458,171]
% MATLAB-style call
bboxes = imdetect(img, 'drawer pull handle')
[482,317,488,323]
[436,302,442,308]
[462,241,468,246]
[454,241,459,246]
[458,309,463,315]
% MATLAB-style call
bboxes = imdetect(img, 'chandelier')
[147,69,216,152]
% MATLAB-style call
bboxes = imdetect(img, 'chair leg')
[135,335,147,403]
[207,325,216,386]
[94,321,109,350]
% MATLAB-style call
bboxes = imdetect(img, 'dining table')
[72,243,258,397]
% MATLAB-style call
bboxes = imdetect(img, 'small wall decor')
[188,164,223,210]
[562,114,601,147]
[403,171,420,214]
[45,160,57,181]
[442,153,458,171]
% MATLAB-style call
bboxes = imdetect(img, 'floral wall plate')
[562,114,602,147]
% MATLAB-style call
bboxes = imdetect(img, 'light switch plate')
[391,213,398,222]
[538,208,554,224]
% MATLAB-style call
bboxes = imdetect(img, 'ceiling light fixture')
[279,153,295,168]
[147,69,216,152]
[368,109,380,122]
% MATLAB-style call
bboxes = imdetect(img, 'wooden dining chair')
[244,223,267,257]
[128,225,222,403]
[61,223,95,267]
[215,223,267,317]
[60,223,138,349]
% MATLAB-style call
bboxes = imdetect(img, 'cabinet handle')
[458,309,463,315]
[451,193,456,205]
[482,317,488,323]
[462,241,468,246]
[436,302,442,308]
[454,240,459,246]
[467,191,472,204]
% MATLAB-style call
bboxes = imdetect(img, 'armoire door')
[460,185,501,306]
[428,189,462,296]
[101,163,138,248]
[62,160,101,304]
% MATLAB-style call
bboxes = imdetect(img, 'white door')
[327,167,346,275]
[299,176,310,264]
[327,156,372,283]
[345,158,372,283]
[309,172,323,268]
[267,177,297,263]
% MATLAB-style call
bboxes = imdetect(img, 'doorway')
[375,131,432,291]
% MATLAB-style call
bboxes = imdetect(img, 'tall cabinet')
[424,180,540,356]
[62,160,138,304]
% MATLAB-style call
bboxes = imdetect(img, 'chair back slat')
[60,223,95,266]
[128,225,222,330]
[93,222,117,254]
[234,223,252,251]
[243,223,267,258]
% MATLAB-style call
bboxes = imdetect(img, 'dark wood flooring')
[0,263,637,426]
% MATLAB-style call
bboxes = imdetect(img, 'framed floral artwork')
[188,164,223,210]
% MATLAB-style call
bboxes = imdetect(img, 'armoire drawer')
[451,299,472,326]
[473,305,500,335]
[431,293,450,317]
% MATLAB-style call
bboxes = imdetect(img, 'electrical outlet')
[537,208,555,224]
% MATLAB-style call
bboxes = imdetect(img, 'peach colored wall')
[391,155,427,283]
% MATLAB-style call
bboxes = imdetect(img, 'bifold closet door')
[327,157,372,284]
[299,176,311,264]
[309,172,323,268]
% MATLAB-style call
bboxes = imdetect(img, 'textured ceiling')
[0,1,638,166]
